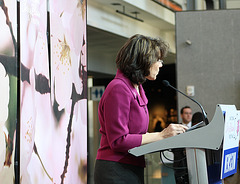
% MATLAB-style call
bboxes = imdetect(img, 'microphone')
[162,80,209,125]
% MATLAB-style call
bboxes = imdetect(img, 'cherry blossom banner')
[0,0,17,183]
[49,0,87,183]
[0,0,87,183]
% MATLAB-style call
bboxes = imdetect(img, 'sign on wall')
[91,86,105,101]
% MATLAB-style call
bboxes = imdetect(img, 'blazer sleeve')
[103,82,143,153]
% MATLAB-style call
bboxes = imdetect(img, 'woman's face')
[146,60,163,80]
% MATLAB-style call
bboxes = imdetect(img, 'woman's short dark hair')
[116,34,169,84]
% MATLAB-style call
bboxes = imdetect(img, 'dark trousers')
[94,160,144,184]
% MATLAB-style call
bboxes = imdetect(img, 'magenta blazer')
[96,70,149,167]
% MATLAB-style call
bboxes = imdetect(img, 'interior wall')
[176,9,240,121]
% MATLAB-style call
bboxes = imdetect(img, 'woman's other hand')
[160,123,188,139]
[141,124,188,145]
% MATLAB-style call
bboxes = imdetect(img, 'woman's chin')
[146,76,156,81]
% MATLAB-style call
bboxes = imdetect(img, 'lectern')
[129,104,240,184]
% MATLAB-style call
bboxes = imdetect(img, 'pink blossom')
[20,0,42,68]
[0,126,6,173]
[20,68,37,177]
[50,0,86,109]
[0,162,14,183]
[0,63,9,173]
[50,12,73,111]
[65,99,87,184]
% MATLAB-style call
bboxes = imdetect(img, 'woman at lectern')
[94,34,188,184]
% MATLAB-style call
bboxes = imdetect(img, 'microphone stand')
[163,80,209,125]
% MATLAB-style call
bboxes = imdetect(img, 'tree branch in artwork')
[0,54,51,94]
[60,83,84,184]
[33,143,55,183]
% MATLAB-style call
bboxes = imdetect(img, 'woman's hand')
[141,124,188,145]
[160,123,188,139]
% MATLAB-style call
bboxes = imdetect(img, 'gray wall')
[176,10,240,120]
